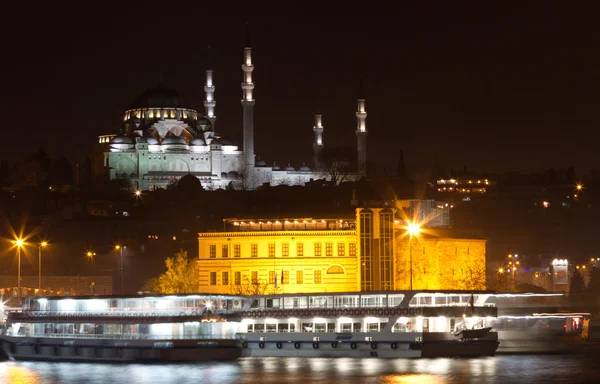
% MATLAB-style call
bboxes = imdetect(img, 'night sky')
[3,3,600,178]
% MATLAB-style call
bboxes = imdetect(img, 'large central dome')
[130,87,190,109]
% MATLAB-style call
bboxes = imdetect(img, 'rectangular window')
[235,271,241,285]
[209,245,216,258]
[251,244,258,258]
[268,243,275,257]
[234,244,241,258]
[314,270,322,284]
[210,272,216,285]
[349,243,357,256]
[314,243,322,256]
[326,243,333,256]
[338,243,345,256]
[269,271,275,284]
[252,271,258,284]
[283,270,290,284]
[222,244,229,258]
[222,272,229,286]
[297,243,304,256]
[296,270,303,284]
[282,243,289,257]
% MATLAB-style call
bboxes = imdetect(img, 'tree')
[318,146,355,186]
[231,276,280,295]
[142,250,199,293]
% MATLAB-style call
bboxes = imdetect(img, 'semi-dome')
[110,136,134,144]
[161,137,187,145]
[190,137,206,146]
[130,87,190,109]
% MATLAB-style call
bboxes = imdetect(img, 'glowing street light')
[406,222,421,291]
[115,245,126,294]
[39,241,48,291]
[134,190,142,197]
[576,184,583,191]
[12,238,25,301]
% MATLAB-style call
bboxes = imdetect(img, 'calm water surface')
[0,355,597,384]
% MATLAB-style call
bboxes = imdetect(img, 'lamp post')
[407,223,421,291]
[115,245,125,294]
[39,241,48,291]
[12,239,24,302]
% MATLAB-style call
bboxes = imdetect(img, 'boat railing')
[19,308,236,317]
[7,332,235,340]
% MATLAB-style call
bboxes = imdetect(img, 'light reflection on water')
[0,355,597,384]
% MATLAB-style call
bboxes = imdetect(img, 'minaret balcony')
[242,64,255,71]
[204,85,215,92]
[204,101,216,108]
[241,83,255,90]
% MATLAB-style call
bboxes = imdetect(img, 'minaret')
[312,114,324,170]
[204,66,216,130]
[241,23,255,168]
[356,79,368,177]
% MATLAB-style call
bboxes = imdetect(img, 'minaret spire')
[204,45,216,130]
[313,93,324,170]
[356,78,368,177]
[242,22,256,171]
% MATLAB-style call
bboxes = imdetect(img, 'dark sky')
[3,3,600,178]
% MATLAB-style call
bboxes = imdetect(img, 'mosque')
[94,30,369,191]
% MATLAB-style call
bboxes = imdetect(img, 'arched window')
[326,265,345,275]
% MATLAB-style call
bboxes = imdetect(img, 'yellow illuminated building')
[198,207,487,294]
[198,218,360,294]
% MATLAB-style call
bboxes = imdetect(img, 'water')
[0,355,597,384]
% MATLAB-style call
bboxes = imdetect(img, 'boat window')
[368,323,379,332]
[341,323,352,332]
[327,323,335,332]
[246,324,254,333]
[254,324,264,332]
[314,323,326,332]
[353,322,362,332]
[266,323,277,333]
[302,323,312,332]
[393,323,407,332]
[289,324,296,332]
[278,324,289,332]
[380,322,388,331]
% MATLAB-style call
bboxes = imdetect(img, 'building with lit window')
[198,204,487,294]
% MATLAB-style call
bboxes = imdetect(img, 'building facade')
[198,205,487,294]
[93,28,367,190]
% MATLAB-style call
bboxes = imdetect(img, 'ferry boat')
[235,291,500,358]
[0,294,243,363]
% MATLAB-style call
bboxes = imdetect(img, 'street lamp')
[12,238,25,301]
[134,190,142,197]
[115,245,125,294]
[39,241,48,291]
[407,222,421,290]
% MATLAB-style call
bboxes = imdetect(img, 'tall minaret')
[241,23,255,168]
[356,79,368,177]
[313,114,324,170]
[204,47,216,129]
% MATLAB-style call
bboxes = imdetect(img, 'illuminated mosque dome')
[130,87,190,110]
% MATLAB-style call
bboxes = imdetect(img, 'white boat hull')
[239,331,499,358]
[0,335,241,363]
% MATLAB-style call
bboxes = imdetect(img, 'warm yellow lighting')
[576,184,583,191]
[407,223,421,236]
[134,190,142,197]
[508,254,512,258]
[582,266,586,269]
[40,241,48,247]
[516,261,520,265]
[115,245,121,250]
[15,239,24,247]
[498,268,504,273]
